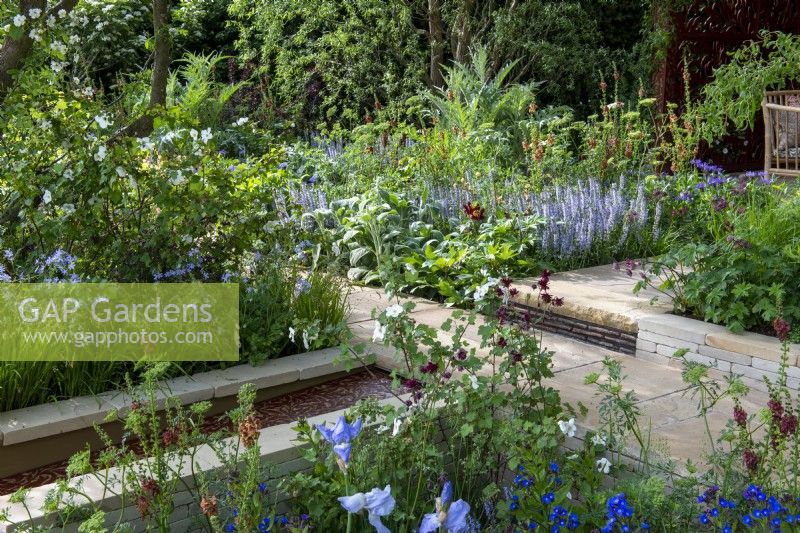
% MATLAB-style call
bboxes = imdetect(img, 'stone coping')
[0,348,345,448]
[637,313,800,366]
[0,395,408,531]
[512,265,673,334]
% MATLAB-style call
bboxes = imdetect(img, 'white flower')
[81,86,93,97]
[567,492,573,500]
[498,285,510,305]
[606,101,624,110]
[13,14,26,27]
[169,170,185,186]
[46,15,55,27]
[50,41,66,54]
[50,61,66,73]
[596,457,612,474]
[302,330,310,350]
[138,137,154,150]
[469,374,479,390]
[58,9,67,18]
[385,304,404,318]
[39,119,51,129]
[558,418,577,438]
[63,169,73,180]
[28,29,41,41]
[200,128,212,143]
[235,117,249,126]
[372,321,387,343]
[94,145,107,162]
[288,327,296,343]
[69,35,80,44]
[61,203,75,215]
[591,433,607,447]
[391,417,402,437]
[42,189,52,205]
[115,166,127,178]
[28,8,41,19]
[94,114,110,129]
[473,277,499,302]
[189,129,198,141]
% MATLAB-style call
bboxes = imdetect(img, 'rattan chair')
[763,90,800,176]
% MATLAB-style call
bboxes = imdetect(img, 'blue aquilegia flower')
[316,415,363,468]
[419,481,471,533]
[338,485,395,533]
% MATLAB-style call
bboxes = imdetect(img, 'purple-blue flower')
[338,485,395,533]
[316,415,363,466]
[316,415,363,445]
[419,482,471,533]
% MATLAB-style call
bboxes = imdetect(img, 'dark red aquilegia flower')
[774,317,791,342]
[463,202,485,221]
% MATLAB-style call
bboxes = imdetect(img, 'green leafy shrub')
[229,0,426,131]
[240,261,349,365]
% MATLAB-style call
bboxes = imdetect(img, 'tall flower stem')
[344,472,352,533]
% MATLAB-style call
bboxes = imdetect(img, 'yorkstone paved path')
[345,283,769,472]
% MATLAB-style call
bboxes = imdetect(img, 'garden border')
[0,348,350,478]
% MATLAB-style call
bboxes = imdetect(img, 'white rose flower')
[558,418,577,438]
[596,457,612,474]
[13,14,26,27]
[385,304,404,318]
[58,9,67,18]
[469,374,480,390]
[372,321,387,343]
[46,15,55,27]
[29,29,41,41]
[189,129,198,141]
[28,8,41,19]
[42,189,52,205]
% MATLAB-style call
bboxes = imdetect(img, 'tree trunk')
[452,0,474,65]
[127,0,171,137]
[427,0,445,89]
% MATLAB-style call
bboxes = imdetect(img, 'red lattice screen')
[655,0,800,171]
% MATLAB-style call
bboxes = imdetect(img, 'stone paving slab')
[346,286,440,324]
[511,265,672,333]
[346,285,771,472]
